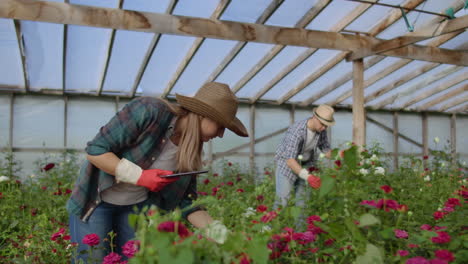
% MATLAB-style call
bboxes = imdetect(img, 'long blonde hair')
[161,100,203,172]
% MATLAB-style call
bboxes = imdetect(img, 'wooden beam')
[447,102,468,113]
[402,72,467,108]
[9,94,14,149]
[130,0,177,97]
[417,84,468,111]
[438,94,468,111]
[347,12,468,61]
[450,113,456,162]
[160,0,230,98]
[393,112,398,170]
[260,0,379,102]
[232,0,331,95]
[3,0,467,66]
[204,0,287,84]
[370,65,462,109]
[422,112,428,162]
[64,96,68,148]
[249,104,255,174]
[13,20,28,91]
[352,59,365,146]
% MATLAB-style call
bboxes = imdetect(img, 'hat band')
[314,111,333,123]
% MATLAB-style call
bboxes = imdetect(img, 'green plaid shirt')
[66,97,201,221]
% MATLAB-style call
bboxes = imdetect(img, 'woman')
[66,82,248,262]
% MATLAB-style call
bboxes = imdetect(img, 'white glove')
[298,168,309,181]
[204,220,228,244]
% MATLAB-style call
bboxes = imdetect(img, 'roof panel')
[102,30,155,94]
[0,19,24,88]
[412,81,468,108]
[306,0,361,31]
[66,25,112,92]
[265,0,319,27]
[439,31,468,50]
[70,0,119,8]
[173,0,220,17]
[236,46,309,98]
[215,42,276,88]
[139,34,196,96]
[170,38,239,96]
[262,49,343,101]
[345,5,393,33]
[221,0,274,23]
[123,0,172,13]
[288,58,350,102]
[319,80,353,105]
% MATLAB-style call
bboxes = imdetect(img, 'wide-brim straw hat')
[175,82,248,137]
[313,104,336,126]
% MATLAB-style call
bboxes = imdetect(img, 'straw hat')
[175,82,248,137]
[313,104,335,126]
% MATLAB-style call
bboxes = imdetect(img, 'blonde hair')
[161,100,203,172]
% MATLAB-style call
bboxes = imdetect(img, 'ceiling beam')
[2,0,467,66]
[13,20,28,91]
[417,84,468,111]
[347,13,468,61]
[438,94,468,111]
[160,0,231,98]
[130,0,177,97]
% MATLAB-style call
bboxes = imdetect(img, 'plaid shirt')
[66,97,201,221]
[275,118,330,183]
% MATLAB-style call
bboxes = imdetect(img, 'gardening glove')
[204,220,228,244]
[115,158,178,192]
[298,169,321,189]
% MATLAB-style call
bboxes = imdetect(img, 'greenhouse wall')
[1,94,467,178]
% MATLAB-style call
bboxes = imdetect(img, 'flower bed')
[0,145,467,263]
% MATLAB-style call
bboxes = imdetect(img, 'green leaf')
[173,247,194,264]
[354,243,384,264]
[319,176,335,198]
[246,236,269,264]
[379,227,394,240]
[344,218,366,243]
[358,214,380,227]
[344,146,358,170]
[289,206,301,220]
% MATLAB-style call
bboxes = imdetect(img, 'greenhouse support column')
[64,96,68,148]
[249,104,255,176]
[393,112,399,170]
[450,113,456,163]
[352,58,365,147]
[290,104,295,125]
[9,94,14,149]
[422,112,428,166]
[207,141,213,171]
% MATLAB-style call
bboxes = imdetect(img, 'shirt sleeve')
[85,97,162,156]
[318,131,331,153]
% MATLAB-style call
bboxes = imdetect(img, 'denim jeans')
[69,200,147,263]
[274,168,310,230]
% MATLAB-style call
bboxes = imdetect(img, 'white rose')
[434,137,440,144]
[0,176,10,182]
[370,154,378,161]
[374,167,385,175]
[261,225,272,233]
[204,220,228,244]
[359,168,369,175]
[242,207,256,218]
[297,155,303,161]
[424,176,431,182]
[319,153,326,159]
[441,162,445,167]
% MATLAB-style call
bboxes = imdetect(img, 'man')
[274,104,335,211]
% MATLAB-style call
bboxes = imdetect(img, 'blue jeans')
[69,200,147,263]
[274,168,310,230]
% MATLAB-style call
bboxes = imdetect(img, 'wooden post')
[64,96,68,148]
[249,104,255,176]
[450,113,456,162]
[393,111,399,170]
[290,104,295,125]
[352,58,365,146]
[207,140,213,170]
[422,112,428,166]
[9,94,14,149]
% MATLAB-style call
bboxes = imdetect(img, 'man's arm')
[286,158,303,175]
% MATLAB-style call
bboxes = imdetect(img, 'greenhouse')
[0,0,467,263]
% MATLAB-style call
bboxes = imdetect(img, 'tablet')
[160,170,209,178]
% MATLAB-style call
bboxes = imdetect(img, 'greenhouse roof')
[0,0,467,114]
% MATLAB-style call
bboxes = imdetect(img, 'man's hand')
[298,168,321,189]
[115,158,178,192]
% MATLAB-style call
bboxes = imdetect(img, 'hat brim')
[176,94,249,137]
[313,107,335,127]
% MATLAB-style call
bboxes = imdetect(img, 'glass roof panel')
[169,38,238,96]
[236,46,309,98]
[412,80,468,109]
[70,0,119,8]
[102,30,155,94]
[0,19,23,88]
[21,21,63,91]
[264,0,320,27]
[65,25,112,92]
[215,42,275,87]
[306,0,361,31]
[173,0,220,17]
[288,58,350,102]
[262,49,343,101]
[444,100,467,112]
[317,80,352,105]
[221,0,274,23]
[345,5,393,33]
[439,31,468,50]
[123,0,172,13]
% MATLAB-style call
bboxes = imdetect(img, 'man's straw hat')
[175,82,248,137]
[313,104,335,126]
